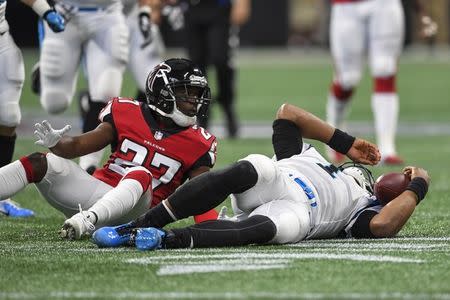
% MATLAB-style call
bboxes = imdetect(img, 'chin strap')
[149,104,196,127]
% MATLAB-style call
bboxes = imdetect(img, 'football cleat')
[381,155,404,166]
[60,206,95,240]
[134,227,166,251]
[91,222,136,248]
[326,146,346,164]
[0,199,35,218]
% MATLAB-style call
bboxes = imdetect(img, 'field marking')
[125,252,424,275]
[1,291,450,299]
[126,252,424,263]
[289,242,449,250]
[157,264,287,275]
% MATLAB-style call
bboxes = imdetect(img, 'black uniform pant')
[184,1,237,136]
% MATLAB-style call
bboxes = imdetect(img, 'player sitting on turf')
[0,58,218,239]
[92,103,430,250]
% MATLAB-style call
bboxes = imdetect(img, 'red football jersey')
[93,98,217,207]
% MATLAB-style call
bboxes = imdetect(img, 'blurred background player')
[77,0,165,174]
[0,0,64,217]
[325,0,437,165]
[326,0,404,165]
[37,0,135,173]
[151,0,251,138]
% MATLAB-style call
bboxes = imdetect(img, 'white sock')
[88,178,144,226]
[326,93,351,130]
[371,92,399,157]
[79,148,105,171]
[0,161,29,200]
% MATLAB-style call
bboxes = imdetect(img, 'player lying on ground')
[92,103,429,249]
[0,58,218,239]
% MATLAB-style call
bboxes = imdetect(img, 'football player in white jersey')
[70,0,165,174]
[0,0,64,217]
[37,0,158,172]
[325,0,436,165]
[91,103,429,249]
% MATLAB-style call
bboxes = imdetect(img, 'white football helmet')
[340,163,374,193]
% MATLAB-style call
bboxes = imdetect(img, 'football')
[374,172,411,205]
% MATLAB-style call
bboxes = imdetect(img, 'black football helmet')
[145,58,211,127]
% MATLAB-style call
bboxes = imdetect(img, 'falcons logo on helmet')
[147,62,171,93]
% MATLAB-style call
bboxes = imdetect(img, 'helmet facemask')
[339,162,375,194]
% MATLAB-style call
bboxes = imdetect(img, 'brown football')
[374,172,411,205]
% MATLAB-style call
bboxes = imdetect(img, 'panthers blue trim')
[37,19,45,48]
[290,175,317,207]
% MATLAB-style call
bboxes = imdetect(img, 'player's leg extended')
[327,3,364,162]
[127,6,164,99]
[369,0,404,164]
[62,166,152,240]
[0,153,47,203]
[92,160,259,248]
[79,10,129,171]
[39,22,82,114]
[0,33,34,217]
[32,153,137,239]
[132,215,277,250]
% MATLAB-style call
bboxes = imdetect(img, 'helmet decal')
[147,62,172,93]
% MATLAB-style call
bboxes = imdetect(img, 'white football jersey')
[57,0,121,9]
[0,0,9,34]
[276,144,374,239]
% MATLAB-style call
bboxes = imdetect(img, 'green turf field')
[1,50,449,299]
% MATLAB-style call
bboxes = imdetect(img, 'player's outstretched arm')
[34,121,114,159]
[369,166,430,237]
[276,103,380,165]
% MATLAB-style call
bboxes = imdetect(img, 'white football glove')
[34,120,71,148]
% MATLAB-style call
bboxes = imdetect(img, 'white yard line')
[1,291,449,300]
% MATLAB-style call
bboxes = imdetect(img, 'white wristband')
[32,0,52,17]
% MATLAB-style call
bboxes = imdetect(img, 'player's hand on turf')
[43,10,65,32]
[346,138,381,166]
[403,166,430,186]
[34,120,71,148]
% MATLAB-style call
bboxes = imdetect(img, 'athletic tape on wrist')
[32,0,52,17]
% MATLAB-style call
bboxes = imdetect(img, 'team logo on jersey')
[154,130,164,140]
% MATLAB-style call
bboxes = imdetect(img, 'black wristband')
[406,177,428,204]
[327,128,356,154]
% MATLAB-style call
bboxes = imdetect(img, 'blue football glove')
[43,10,65,32]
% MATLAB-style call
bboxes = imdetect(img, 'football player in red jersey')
[0,58,218,240]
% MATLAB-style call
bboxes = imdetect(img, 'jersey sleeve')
[344,204,383,239]
[191,138,217,170]
[98,99,114,125]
